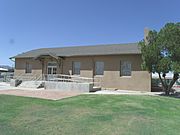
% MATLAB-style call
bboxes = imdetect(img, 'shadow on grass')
[159,91,180,99]
[152,86,180,99]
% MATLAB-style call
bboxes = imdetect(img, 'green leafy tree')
[139,23,180,95]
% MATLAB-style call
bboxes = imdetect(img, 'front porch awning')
[33,52,62,60]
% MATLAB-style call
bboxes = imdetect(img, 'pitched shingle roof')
[11,43,141,58]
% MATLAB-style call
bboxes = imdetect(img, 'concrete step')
[18,81,44,89]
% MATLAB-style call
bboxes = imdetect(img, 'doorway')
[47,62,57,74]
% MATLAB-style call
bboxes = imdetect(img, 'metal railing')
[0,72,14,82]
[12,73,102,87]
[13,74,42,81]
[42,74,102,87]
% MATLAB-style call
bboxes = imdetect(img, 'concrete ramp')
[44,81,93,92]
[18,81,44,89]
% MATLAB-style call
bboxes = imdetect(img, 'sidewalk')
[87,90,163,96]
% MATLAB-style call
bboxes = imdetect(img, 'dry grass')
[0,95,180,135]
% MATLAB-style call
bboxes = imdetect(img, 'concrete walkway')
[0,89,81,100]
[0,82,16,90]
[0,82,81,100]
[87,90,163,96]
[0,82,163,100]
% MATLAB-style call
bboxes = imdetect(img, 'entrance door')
[47,67,57,74]
[47,62,57,74]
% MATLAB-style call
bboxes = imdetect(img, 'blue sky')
[0,0,179,66]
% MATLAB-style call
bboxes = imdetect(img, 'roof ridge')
[37,42,138,50]
[10,42,140,59]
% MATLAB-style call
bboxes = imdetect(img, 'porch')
[12,73,102,92]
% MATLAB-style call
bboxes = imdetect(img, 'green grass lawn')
[0,94,180,135]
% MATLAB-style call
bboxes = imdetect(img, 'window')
[120,61,131,76]
[72,62,81,75]
[95,61,104,75]
[48,62,57,67]
[25,62,32,73]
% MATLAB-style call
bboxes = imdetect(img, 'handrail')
[42,74,102,87]
[12,73,102,87]
[13,74,42,81]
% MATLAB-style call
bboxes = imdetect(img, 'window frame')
[120,61,132,77]
[72,61,81,75]
[25,62,32,74]
[95,61,104,76]
[47,62,57,75]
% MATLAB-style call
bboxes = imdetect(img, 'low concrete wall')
[44,81,93,92]
[10,79,22,87]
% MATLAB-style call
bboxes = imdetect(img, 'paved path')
[87,90,163,96]
[0,89,81,100]
[0,82,15,90]
[0,82,81,100]
[0,82,165,100]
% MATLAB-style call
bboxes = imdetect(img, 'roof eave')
[12,52,141,59]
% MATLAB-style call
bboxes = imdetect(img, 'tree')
[139,23,180,95]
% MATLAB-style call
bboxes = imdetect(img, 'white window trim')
[120,76,132,78]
